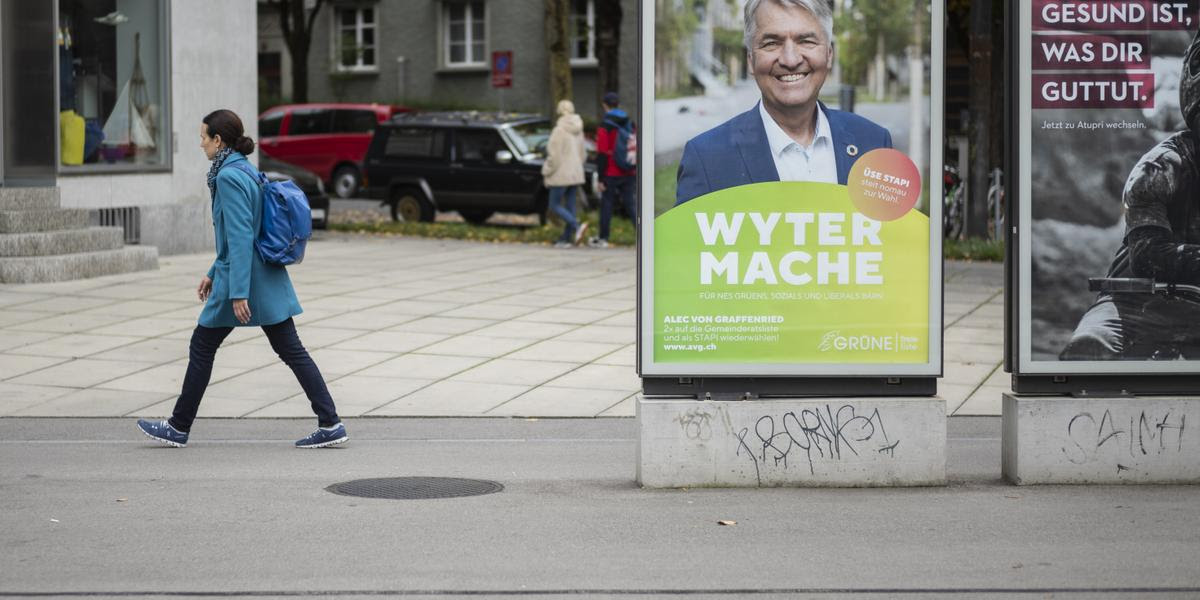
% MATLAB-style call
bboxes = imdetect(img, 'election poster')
[1018,0,1200,376]
[640,0,944,377]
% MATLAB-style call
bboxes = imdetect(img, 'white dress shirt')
[759,102,838,184]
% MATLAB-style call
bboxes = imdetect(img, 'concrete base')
[1002,393,1200,485]
[0,246,159,283]
[637,396,946,488]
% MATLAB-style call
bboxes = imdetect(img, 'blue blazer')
[675,102,893,205]
[200,153,302,328]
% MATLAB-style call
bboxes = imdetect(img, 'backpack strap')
[226,160,269,186]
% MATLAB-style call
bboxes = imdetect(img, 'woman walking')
[136,109,346,449]
[542,99,588,248]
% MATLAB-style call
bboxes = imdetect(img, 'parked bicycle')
[943,163,965,240]
[987,167,1005,241]
[942,165,1004,241]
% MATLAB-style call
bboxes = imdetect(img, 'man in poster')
[1061,30,1200,360]
[675,0,892,205]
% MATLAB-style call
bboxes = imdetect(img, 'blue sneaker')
[137,419,188,448]
[295,423,348,448]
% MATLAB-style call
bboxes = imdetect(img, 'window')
[259,111,284,138]
[444,1,485,67]
[57,0,171,171]
[384,128,445,159]
[455,129,504,164]
[505,122,553,156]
[569,0,596,64]
[335,6,376,71]
[289,109,332,135]
[332,109,377,133]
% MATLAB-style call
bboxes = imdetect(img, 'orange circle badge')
[846,149,922,222]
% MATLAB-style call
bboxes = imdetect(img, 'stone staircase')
[0,187,158,283]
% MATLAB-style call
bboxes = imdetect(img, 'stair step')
[0,246,159,283]
[0,187,60,211]
[0,227,125,257]
[0,209,91,234]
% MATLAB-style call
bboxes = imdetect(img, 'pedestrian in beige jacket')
[542,99,588,247]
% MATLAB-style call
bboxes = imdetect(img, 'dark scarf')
[206,147,235,200]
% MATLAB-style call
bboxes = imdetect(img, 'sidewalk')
[0,233,1004,419]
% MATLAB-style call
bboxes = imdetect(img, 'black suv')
[363,112,596,224]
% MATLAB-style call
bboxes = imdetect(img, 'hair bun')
[234,135,256,156]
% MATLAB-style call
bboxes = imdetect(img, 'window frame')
[383,126,447,160]
[569,0,597,66]
[287,108,334,136]
[259,110,285,138]
[333,4,378,73]
[442,1,487,68]
[54,0,174,175]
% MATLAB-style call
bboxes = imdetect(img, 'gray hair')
[743,0,834,53]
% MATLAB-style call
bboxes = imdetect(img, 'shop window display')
[58,0,168,170]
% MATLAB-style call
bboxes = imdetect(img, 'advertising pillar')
[640,0,944,396]
[1012,0,1200,393]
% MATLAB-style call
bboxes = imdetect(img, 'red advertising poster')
[491,51,513,88]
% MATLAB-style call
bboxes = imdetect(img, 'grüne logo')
[818,331,901,352]
[818,331,841,352]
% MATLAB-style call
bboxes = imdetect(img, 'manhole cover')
[325,477,503,500]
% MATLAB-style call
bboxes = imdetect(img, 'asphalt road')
[2,417,1199,598]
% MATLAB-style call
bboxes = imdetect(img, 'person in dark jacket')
[589,91,637,248]
[1060,30,1200,360]
[136,109,347,448]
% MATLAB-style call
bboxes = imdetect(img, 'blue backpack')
[604,119,637,171]
[228,161,311,266]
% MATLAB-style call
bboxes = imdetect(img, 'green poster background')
[654,182,930,364]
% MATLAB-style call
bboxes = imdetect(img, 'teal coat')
[199,153,302,328]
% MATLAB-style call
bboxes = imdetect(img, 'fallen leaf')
[717,520,736,526]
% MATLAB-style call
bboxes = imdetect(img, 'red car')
[257,103,412,198]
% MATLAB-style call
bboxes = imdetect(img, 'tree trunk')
[966,0,992,238]
[290,44,310,103]
[596,0,622,115]
[545,0,574,109]
[276,0,325,104]
[873,33,886,99]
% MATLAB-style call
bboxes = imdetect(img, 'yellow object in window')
[60,110,85,166]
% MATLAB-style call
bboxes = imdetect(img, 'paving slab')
[6,333,146,359]
[10,388,169,417]
[0,236,1008,418]
[8,358,158,388]
[0,353,70,379]
[449,358,580,386]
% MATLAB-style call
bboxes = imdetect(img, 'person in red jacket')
[590,92,636,248]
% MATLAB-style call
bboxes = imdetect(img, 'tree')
[965,0,995,238]
[835,0,910,93]
[267,0,326,104]
[546,0,574,107]
[595,0,623,112]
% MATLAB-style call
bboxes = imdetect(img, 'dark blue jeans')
[599,175,637,240]
[168,318,339,432]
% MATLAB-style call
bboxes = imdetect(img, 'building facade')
[1,0,257,256]
[259,0,639,122]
